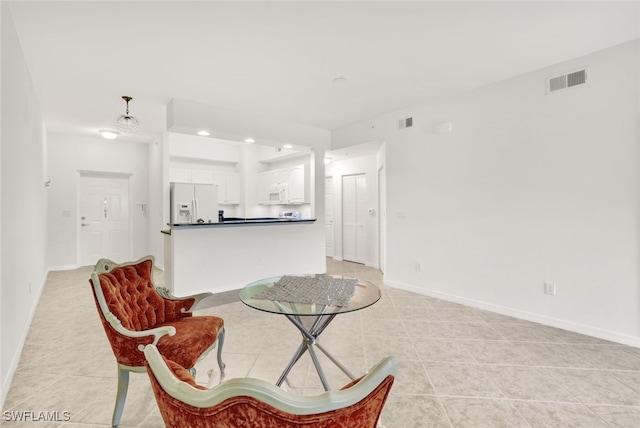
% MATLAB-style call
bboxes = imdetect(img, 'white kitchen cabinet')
[214,172,241,205]
[225,173,241,204]
[191,169,215,184]
[170,168,191,183]
[287,165,310,204]
[257,164,309,205]
[257,170,277,204]
[170,167,214,184]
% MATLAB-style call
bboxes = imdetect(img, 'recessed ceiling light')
[283,144,293,149]
[99,130,119,140]
[244,138,255,143]
[197,130,210,136]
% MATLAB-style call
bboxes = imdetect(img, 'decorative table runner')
[254,275,357,307]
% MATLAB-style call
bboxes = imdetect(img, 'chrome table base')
[276,311,356,391]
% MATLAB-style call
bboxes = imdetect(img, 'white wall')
[47,134,151,268]
[169,133,241,163]
[1,1,4,405]
[170,222,325,295]
[1,3,48,406]
[333,40,640,345]
[168,98,331,150]
[148,138,165,268]
[326,154,380,268]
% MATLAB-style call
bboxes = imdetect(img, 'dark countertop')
[167,217,316,229]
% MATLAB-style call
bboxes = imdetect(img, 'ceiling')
[7,1,640,144]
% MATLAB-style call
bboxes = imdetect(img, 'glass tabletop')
[239,274,381,316]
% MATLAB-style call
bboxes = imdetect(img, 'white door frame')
[325,176,335,257]
[77,170,133,266]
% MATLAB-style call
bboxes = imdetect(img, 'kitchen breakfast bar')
[162,218,326,296]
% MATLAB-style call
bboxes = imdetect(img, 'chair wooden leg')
[112,367,130,427]
[217,327,226,374]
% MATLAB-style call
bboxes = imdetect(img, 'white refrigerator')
[170,183,219,224]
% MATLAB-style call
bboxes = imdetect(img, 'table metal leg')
[315,342,356,380]
[307,342,331,391]
[278,311,355,391]
[276,341,308,387]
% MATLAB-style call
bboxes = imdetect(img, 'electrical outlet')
[544,282,556,296]
[415,262,422,272]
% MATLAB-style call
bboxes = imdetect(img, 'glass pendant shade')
[116,115,139,133]
[116,96,139,133]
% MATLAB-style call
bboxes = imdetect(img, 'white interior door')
[378,166,386,273]
[355,175,367,262]
[325,177,334,256]
[80,174,131,266]
[342,174,366,264]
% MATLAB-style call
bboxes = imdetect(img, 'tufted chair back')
[95,258,192,331]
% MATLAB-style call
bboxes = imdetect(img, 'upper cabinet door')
[170,168,192,183]
[287,165,309,204]
[225,173,241,204]
[214,172,241,205]
[190,169,214,184]
[170,168,214,184]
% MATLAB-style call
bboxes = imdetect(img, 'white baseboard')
[331,256,380,269]
[1,268,49,409]
[48,264,80,271]
[384,277,640,348]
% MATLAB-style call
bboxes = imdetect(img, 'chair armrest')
[144,344,397,414]
[103,309,176,350]
[155,287,212,313]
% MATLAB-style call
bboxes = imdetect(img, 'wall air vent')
[567,69,586,87]
[398,117,413,129]
[547,69,587,94]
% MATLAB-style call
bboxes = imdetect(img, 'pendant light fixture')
[116,96,139,133]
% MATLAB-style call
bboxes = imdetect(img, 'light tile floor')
[3,258,640,427]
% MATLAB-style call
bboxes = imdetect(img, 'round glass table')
[239,274,381,390]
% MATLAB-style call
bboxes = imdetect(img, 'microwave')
[267,183,288,204]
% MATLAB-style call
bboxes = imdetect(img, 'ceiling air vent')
[547,69,587,94]
[398,117,413,129]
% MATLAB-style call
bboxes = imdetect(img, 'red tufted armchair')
[89,256,225,427]
[143,343,397,428]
